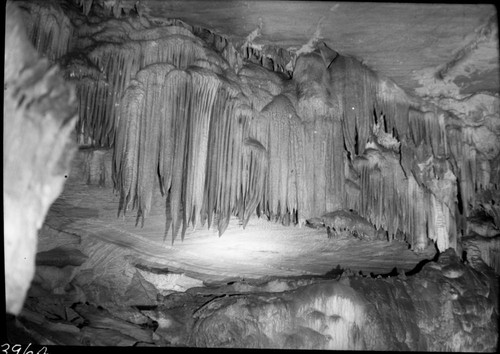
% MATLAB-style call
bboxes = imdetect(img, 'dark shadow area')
[405,245,440,277]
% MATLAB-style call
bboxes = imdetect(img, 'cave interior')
[3,0,500,350]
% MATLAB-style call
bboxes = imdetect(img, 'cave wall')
[12,0,500,257]
[4,2,77,314]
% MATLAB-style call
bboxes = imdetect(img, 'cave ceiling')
[132,0,499,97]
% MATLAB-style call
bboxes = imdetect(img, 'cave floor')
[41,168,437,285]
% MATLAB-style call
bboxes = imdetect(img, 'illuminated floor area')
[18,151,497,350]
[41,151,436,286]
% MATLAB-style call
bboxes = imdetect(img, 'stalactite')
[352,144,442,250]
[206,86,248,236]
[162,70,192,242]
[135,65,176,226]
[19,0,479,252]
[246,101,273,221]
[329,55,379,157]
[261,95,293,219]
[184,68,221,230]
[375,78,410,143]
[240,44,293,76]
[75,34,209,146]
[345,152,361,214]
[290,115,308,225]
[461,145,478,218]
[371,113,400,152]
[427,193,453,251]
[74,77,110,146]
[113,64,192,230]
[324,51,460,250]
[76,22,465,251]
[219,100,240,234]
[113,80,144,216]
[192,25,242,73]
[75,0,93,16]
[222,42,243,72]
[249,95,346,227]
[113,59,247,242]
[408,107,426,147]
[202,88,230,230]
[19,1,74,60]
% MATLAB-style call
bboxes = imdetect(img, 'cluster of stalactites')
[22,0,244,150]
[247,95,345,227]
[192,26,244,72]
[326,55,458,251]
[241,44,293,77]
[329,55,378,158]
[113,63,263,242]
[18,0,471,252]
[70,34,221,146]
[450,124,496,219]
[17,0,74,61]
[60,5,243,148]
[352,144,456,251]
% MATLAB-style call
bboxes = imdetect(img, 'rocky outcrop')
[4,2,77,315]
[10,249,498,350]
[312,210,388,241]
[190,250,498,351]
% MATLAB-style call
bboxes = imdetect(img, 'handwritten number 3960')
[1,343,47,354]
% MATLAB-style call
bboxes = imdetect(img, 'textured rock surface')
[5,1,498,350]
[189,249,497,351]
[10,249,497,349]
[3,2,77,315]
[318,210,387,240]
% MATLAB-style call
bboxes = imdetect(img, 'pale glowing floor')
[43,168,436,284]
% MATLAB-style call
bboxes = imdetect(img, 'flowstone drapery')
[107,36,460,250]
[18,0,489,253]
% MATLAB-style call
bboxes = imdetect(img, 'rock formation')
[3,0,499,350]
[4,1,77,315]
